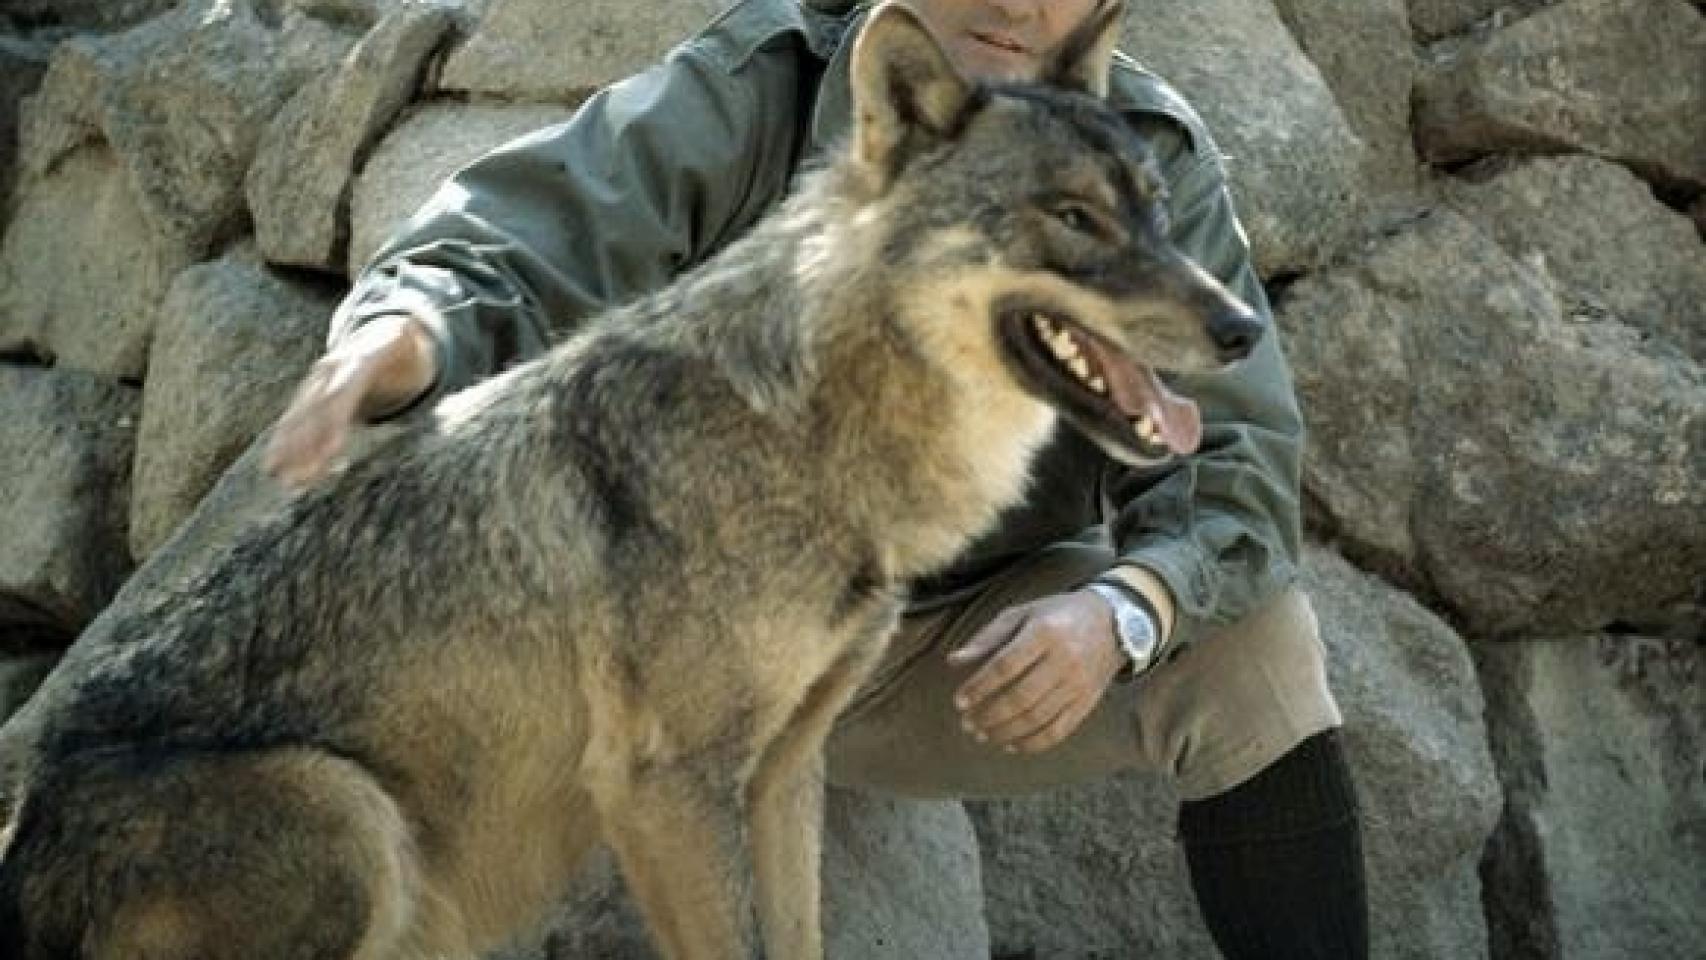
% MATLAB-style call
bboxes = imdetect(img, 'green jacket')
[329,0,1305,648]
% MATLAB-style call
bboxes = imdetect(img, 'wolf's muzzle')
[1208,306,1265,364]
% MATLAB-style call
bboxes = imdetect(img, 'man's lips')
[968,29,1029,56]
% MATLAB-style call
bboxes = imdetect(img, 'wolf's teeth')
[1051,331,1079,361]
[1031,313,1055,335]
[1088,375,1107,394]
[1133,414,1160,442]
[1068,356,1091,381]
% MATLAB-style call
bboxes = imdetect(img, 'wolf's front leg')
[748,644,888,960]
[750,757,827,960]
[595,770,761,960]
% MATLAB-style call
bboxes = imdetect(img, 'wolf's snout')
[1208,307,1264,364]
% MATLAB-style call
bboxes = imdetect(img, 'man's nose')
[985,0,1039,22]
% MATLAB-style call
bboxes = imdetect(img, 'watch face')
[1117,604,1158,655]
[1091,583,1158,666]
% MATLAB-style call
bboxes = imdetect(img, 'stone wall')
[1,0,1701,957]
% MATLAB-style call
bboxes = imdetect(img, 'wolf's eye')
[1052,203,1100,237]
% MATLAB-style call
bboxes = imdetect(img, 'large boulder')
[0,36,51,220]
[248,1,457,270]
[437,0,729,102]
[347,102,574,274]
[1279,208,1705,638]
[1415,0,1706,192]
[1123,0,1370,276]
[508,791,989,959]
[1303,546,1502,959]
[129,247,339,559]
[970,777,1215,959]
[1442,156,1706,362]
[967,545,1502,960]
[0,143,196,378]
[1476,635,1706,959]
[1271,0,1420,196]
[0,365,139,635]
[16,0,355,254]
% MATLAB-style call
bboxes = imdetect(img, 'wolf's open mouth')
[998,309,1202,461]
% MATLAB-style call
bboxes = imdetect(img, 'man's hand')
[264,313,437,491]
[947,590,1126,754]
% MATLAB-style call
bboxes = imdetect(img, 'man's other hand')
[947,590,1126,754]
[264,313,437,491]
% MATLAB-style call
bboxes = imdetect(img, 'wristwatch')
[1086,577,1163,680]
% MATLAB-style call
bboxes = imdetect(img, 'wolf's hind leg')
[595,770,760,960]
[2,747,420,960]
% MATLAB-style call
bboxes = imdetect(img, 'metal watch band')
[1091,574,1163,634]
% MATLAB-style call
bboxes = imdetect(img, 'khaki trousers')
[827,541,1342,802]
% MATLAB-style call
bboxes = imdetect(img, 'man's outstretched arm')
[266,20,812,487]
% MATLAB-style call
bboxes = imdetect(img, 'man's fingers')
[264,367,361,490]
[973,677,1076,746]
[952,619,1044,711]
[946,606,1024,667]
[964,652,1063,729]
[1009,699,1094,754]
[271,421,345,490]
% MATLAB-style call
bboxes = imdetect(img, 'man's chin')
[950,42,1040,83]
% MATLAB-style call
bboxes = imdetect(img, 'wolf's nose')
[1209,308,1265,363]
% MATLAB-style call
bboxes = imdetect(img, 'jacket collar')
[805,3,866,159]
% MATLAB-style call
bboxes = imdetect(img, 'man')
[267,0,1369,955]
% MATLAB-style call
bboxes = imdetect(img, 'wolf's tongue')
[1091,342,1203,454]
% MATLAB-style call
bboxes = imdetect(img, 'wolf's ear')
[849,2,971,177]
[1043,0,1125,98]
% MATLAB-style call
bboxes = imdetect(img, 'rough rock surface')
[347,102,574,273]
[248,1,457,269]
[0,365,138,634]
[969,545,1503,959]
[1415,0,1706,192]
[129,248,339,559]
[17,0,354,253]
[0,143,196,378]
[1124,0,1368,275]
[0,650,56,729]
[1279,209,1704,638]
[439,0,729,101]
[1405,0,1551,41]
[0,36,50,217]
[0,0,180,34]
[506,791,989,959]
[1443,156,1706,362]
[1477,636,1706,960]
[1271,0,1420,195]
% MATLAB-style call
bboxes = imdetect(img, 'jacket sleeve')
[1105,122,1306,650]
[327,35,805,412]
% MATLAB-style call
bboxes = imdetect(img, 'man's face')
[908,0,1102,82]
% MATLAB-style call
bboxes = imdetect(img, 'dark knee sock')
[1178,729,1369,960]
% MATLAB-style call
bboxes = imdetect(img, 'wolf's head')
[845,0,1264,467]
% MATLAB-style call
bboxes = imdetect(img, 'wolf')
[0,2,1262,958]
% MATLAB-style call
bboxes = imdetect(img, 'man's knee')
[1132,586,1342,800]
